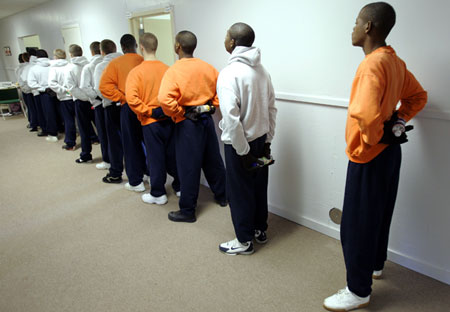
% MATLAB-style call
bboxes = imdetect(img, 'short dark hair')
[22,52,30,62]
[36,49,48,58]
[139,33,158,53]
[69,44,83,57]
[18,53,24,63]
[176,31,197,55]
[120,34,137,50]
[100,39,117,55]
[228,22,255,47]
[26,47,37,56]
[90,41,101,55]
[361,2,396,38]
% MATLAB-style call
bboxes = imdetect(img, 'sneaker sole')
[255,239,268,244]
[372,274,382,280]
[142,199,168,205]
[323,301,370,312]
[125,187,146,193]
[219,248,255,256]
[102,178,122,184]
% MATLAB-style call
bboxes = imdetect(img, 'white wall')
[0,0,448,284]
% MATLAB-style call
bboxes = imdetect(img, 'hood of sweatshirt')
[36,57,51,67]
[29,55,38,65]
[71,56,89,66]
[103,52,123,62]
[51,59,69,67]
[90,54,103,64]
[228,46,261,67]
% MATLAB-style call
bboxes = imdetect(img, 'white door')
[61,25,83,57]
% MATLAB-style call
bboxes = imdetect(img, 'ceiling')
[0,0,54,20]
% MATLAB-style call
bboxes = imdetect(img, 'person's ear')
[365,21,372,34]
[230,38,236,50]
[174,42,180,54]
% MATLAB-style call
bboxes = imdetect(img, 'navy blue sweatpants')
[34,95,47,132]
[175,114,226,216]
[75,100,93,160]
[94,105,109,163]
[120,103,147,186]
[341,144,401,297]
[142,119,180,197]
[23,93,38,129]
[40,93,58,136]
[224,135,269,243]
[60,100,76,147]
[104,104,123,177]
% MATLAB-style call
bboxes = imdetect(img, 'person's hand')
[379,112,413,145]
[240,153,264,171]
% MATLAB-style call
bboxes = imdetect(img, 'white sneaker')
[143,174,150,184]
[372,270,383,279]
[96,162,111,170]
[141,193,168,205]
[219,238,254,255]
[46,135,58,142]
[323,287,370,311]
[176,191,181,197]
[124,182,145,192]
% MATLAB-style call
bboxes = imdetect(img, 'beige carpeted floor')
[0,115,449,312]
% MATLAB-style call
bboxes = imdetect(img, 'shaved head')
[360,2,396,39]
[90,41,101,55]
[139,32,158,53]
[228,22,255,47]
[120,34,137,52]
[175,31,197,55]
[100,39,117,55]
[69,44,83,57]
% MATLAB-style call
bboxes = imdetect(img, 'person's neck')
[123,49,137,54]
[362,40,386,55]
[178,51,194,60]
[143,53,157,61]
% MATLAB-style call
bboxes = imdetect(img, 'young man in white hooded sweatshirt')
[65,44,98,163]
[28,49,59,142]
[217,23,277,255]
[48,48,76,150]
[21,51,39,131]
[80,41,109,169]
[93,39,123,183]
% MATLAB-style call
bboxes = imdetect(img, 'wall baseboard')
[268,203,450,285]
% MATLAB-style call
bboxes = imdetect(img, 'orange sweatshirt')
[346,46,427,163]
[125,60,169,126]
[158,57,219,123]
[99,53,143,105]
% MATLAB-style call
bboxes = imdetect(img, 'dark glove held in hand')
[263,143,271,158]
[151,107,168,119]
[241,153,264,171]
[45,88,57,97]
[379,112,413,145]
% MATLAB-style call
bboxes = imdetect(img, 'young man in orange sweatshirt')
[100,34,146,189]
[323,3,427,311]
[158,31,227,223]
[126,32,180,205]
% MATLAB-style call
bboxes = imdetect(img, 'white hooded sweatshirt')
[28,57,52,96]
[20,56,37,94]
[16,63,27,92]
[80,54,103,108]
[65,56,89,101]
[48,59,72,101]
[217,46,277,155]
[93,52,122,108]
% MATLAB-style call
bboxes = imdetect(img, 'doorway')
[61,25,83,57]
[129,8,176,66]
[19,34,41,51]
